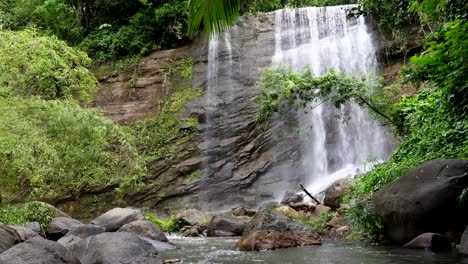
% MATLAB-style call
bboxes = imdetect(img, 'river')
[161,237,464,264]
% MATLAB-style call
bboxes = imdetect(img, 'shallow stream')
[161,237,465,264]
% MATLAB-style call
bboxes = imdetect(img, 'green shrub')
[0,29,97,101]
[144,211,178,232]
[303,212,332,235]
[0,96,145,203]
[0,201,57,230]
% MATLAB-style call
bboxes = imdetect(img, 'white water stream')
[204,5,392,205]
[272,5,392,195]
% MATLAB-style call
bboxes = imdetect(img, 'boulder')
[323,178,352,209]
[258,201,279,210]
[275,206,302,219]
[57,224,105,248]
[403,233,451,251]
[71,232,163,264]
[459,225,468,255]
[281,193,304,205]
[8,225,39,241]
[310,204,331,220]
[371,159,468,244]
[236,209,321,251]
[118,220,168,242]
[181,224,206,237]
[327,213,346,228]
[289,202,315,212]
[232,207,256,217]
[46,217,82,240]
[207,213,250,237]
[26,222,41,234]
[175,209,211,226]
[0,224,21,253]
[0,236,79,264]
[91,207,145,231]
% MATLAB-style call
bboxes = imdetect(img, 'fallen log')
[300,184,321,205]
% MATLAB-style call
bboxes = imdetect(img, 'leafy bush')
[0,202,57,229]
[303,212,333,235]
[144,211,178,232]
[78,0,190,61]
[345,88,467,240]
[0,29,97,101]
[0,97,145,203]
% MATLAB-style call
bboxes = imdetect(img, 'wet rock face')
[236,209,321,251]
[142,13,303,213]
[372,159,468,244]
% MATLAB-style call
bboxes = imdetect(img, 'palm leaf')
[188,0,241,37]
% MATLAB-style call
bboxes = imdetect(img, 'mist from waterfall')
[272,5,393,196]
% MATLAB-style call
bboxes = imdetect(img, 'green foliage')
[345,201,384,241]
[345,88,467,240]
[133,59,200,163]
[188,170,201,182]
[0,29,97,102]
[404,20,467,110]
[303,212,332,234]
[134,88,201,162]
[255,66,389,127]
[144,211,178,232]
[0,202,57,230]
[79,1,190,61]
[0,96,145,203]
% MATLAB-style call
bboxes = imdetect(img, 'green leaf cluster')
[0,97,145,203]
[0,29,97,102]
[0,201,57,230]
[144,211,179,232]
[255,66,388,127]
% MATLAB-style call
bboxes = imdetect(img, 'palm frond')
[188,0,241,37]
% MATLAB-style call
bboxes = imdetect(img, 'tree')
[0,29,97,101]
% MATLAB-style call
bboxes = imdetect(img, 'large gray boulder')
[0,224,21,253]
[0,236,79,264]
[372,159,468,244]
[57,224,105,248]
[175,209,211,227]
[46,217,82,240]
[236,209,321,251]
[117,220,168,242]
[459,225,468,255]
[403,233,451,251]
[207,213,250,237]
[323,178,352,209]
[71,232,163,264]
[91,207,145,231]
[8,225,39,242]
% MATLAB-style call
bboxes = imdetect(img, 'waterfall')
[272,5,392,195]
[198,5,393,211]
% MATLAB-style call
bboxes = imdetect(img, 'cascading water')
[198,4,393,211]
[272,5,392,195]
